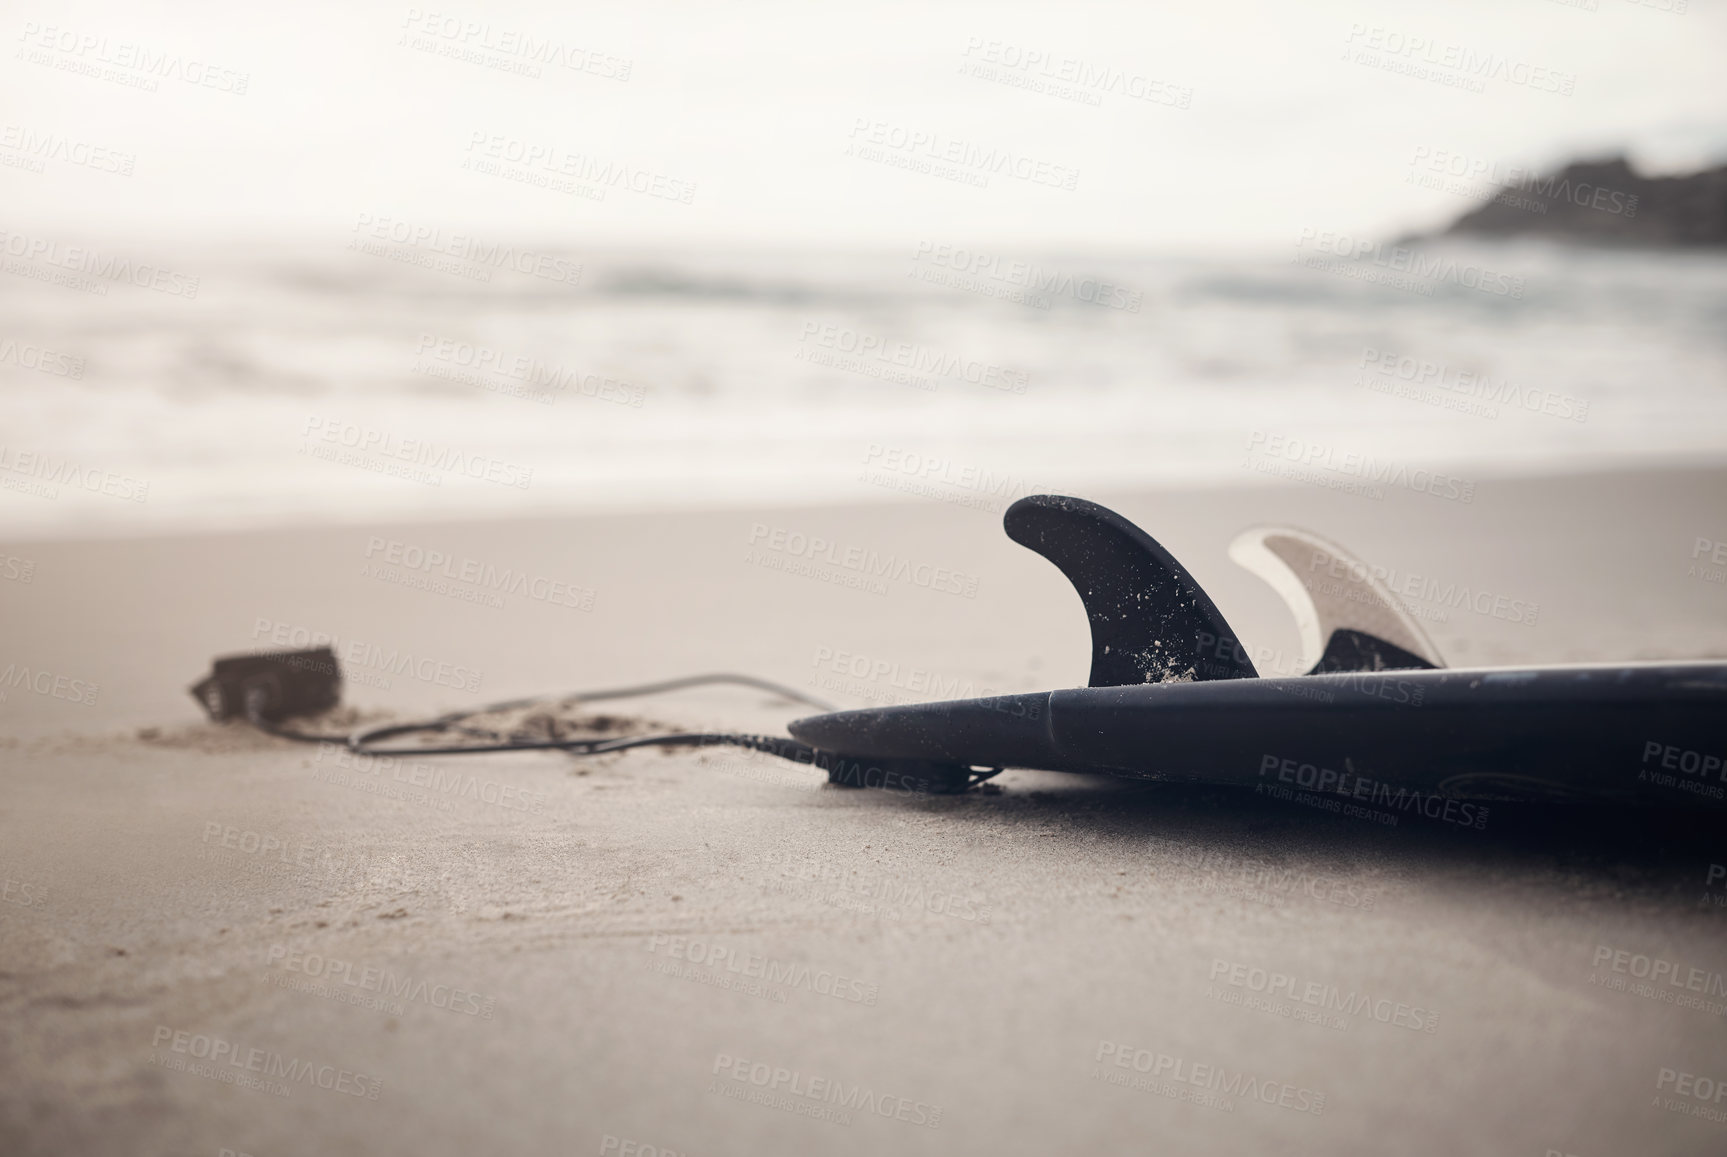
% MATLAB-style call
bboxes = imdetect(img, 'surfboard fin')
[1004,495,1258,686]
[1227,527,1444,674]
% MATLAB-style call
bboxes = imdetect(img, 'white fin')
[1227,526,1444,673]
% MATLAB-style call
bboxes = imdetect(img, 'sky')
[3,0,1725,251]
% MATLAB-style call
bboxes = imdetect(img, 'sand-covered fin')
[1228,526,1444,674]
[1003,494,1258,686]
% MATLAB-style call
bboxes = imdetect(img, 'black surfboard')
[789,496,1727,809]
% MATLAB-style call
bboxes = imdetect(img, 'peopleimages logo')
[1340,24,1575,96]
[312,746,547,815]
[1207,958,1440,1032]
[1245,431,1476,504]
[265,945,496,1017]
[1258,754,1490,830]
[798,325,1029,394]
[1591,944,1727,998]
[300,417,533,489]
[463,131,696,204]
[1587,942,1727,1015]
[860,446,1062,509]
[1161,842,1378,910]
[1406,147,1637,219]
[150,1026,381,1099]
[846,117,1080,191]
[647,934,879,1005]
[1306,539,1540,627]
[349,213,583,284]
[0,123,135,175]
[1655,1066,1727,1123]
[415,335,644,407]
[745,523,980,598]
[764,850,993,922]
[1639,739,1727,802]
[810,645,1004,703]
[1293,228,1525,299]
[2,875,45,908]
[399,8,633,81]
[0,336,85,378]
[958,37,1192,109]
[363,536,597,611]
[709,1053,942,1128]
[0,227,200,297]
[249,617,485,693]
[0,445,148,502]
[910,241,1142,311]
[17,23,250,94]
[1092,1040,1326,1115]
[1360,347,1586,424]
[0,661,99,706]
[1657,1066,1727,1105]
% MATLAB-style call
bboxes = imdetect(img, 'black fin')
[1307,628,1438,675]
[1004,494,1257,686]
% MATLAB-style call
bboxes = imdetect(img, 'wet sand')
[3,465,1727,1156]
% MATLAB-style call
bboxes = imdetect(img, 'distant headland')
[1429,156,1726,247]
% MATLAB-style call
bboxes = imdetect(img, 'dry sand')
[3,465,1727,1156]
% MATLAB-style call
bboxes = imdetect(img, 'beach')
[4,463,1727,1155]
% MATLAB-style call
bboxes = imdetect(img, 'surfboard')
[788,495,1727,808]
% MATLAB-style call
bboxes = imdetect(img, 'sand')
[4,465,1727,1156]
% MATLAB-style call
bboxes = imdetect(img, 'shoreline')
[3,452,1724,548]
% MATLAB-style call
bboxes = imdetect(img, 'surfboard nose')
[789,692,1056,767]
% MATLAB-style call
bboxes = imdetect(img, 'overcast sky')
[5,0,1725,251]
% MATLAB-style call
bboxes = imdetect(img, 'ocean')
[2,235,1724,536]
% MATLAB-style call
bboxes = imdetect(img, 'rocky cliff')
[1440,157,1726,247]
